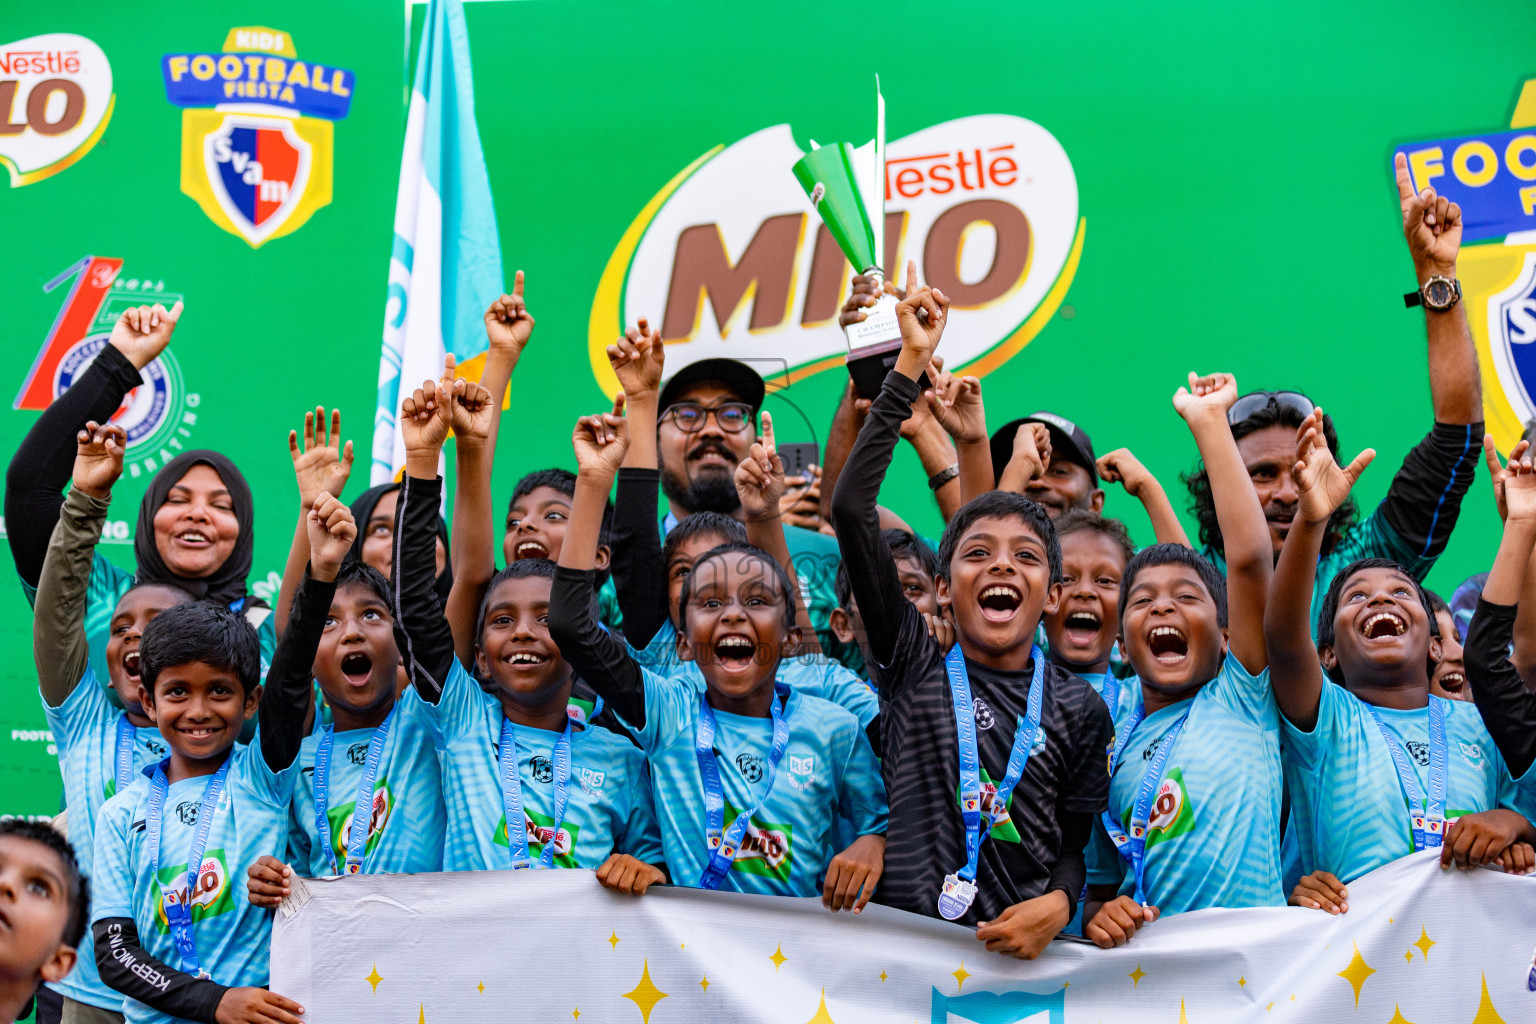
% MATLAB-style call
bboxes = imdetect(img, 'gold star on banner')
[476,983,484,994]
[1239,977,1247,988]
[417,1005,425,1024]
[1469,973,1509,1024]
[952,960,971,992]
[572,1010,580,1021]
[1177,999,1189,1024]
[621,960,668,1024]
[1290,994,1296,1003]
[608,932,620,950]
[1128,966,1147,988]
[770,944,789,972]
[365,964,383,993]
[1386,1007,1416,1024]
[1413,927,1436,959]
[1406,949,1414,962]
[1266,1003,1275,1012]
[879,972,888,984]
[700,977,710,992]
[1337,942,1377,1007]
[804,989,837,1024]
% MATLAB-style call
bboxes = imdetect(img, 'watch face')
[1425,279,1454,308]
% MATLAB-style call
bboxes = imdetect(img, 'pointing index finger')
[1394,151,1415,201]
[760,410,775,455]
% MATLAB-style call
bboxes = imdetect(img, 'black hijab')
[346,481,454,604]
[133,449,256,608]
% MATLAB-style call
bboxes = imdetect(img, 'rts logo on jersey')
[0,33,114,187]
[787,754,816,792]
[14,255,201,481]
[161,27,354,247]
[1396,77,1536,451]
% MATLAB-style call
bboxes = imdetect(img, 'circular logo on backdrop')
[55,333,182,454]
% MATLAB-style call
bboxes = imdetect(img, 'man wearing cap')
[989,412,1105,519]
[1186,156,1484,631]
[652,357,843,649]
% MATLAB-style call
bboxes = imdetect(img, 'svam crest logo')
[930,986,1064,1024]
[161,27,353,247]
[1396,77,1536,449]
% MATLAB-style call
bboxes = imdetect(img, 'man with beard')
[654,358,843,652]
[1184,153,1484,633]
[988,413,1104,519]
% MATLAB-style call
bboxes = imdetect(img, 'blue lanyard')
[695,682,791,890]
[145,756,231,978]
[498,716,572,869]
[114,715,137,794]
[1365,698,1448,851]
[1100,699,1190,906]
[313,707,397,875]
[947,645,1046,885]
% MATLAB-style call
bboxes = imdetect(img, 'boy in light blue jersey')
[32,422,192,1021]
[244,494,446,909]
[1083,373,1280,948]
[551,394,888,910]
[1268,411,1536,910]
[91,599,307,1024]
[390,370,665,889]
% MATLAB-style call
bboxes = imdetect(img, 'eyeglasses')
[661,401,755,433]
[1227,390,1315,426]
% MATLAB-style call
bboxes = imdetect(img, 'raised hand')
[1171,371,1239,423]
[572,393,629,479]
[288,407,354,508]
[1294,407,1375,525]
[1483,434,1533,522]
[606,318,666,397]
[838,272,904,328]
[452,377,495,445]
[72,420,127,500]
[484,270,535,356]
[923,361,987,445]
[1395,152,1462,277]
[1096,448,1154,498]
[736,410,786,522]
[1499,446,1536,523]
[1007,422,1052,483]
[400,376,453,457]
[305,492,356,581]
[108,300,185,371]
[894,260,950,369]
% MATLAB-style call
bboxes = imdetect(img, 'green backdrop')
[4,0,1533,818]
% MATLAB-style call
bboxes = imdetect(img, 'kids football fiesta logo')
[0,33,114,187]
[1396,77,1536,449]
[589,114,1082,393]
[161,27,354,247]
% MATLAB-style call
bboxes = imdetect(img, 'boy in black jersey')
[829,263,1112,959]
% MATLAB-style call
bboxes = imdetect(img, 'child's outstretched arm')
[550,396,653,728]
[1481,436,1536,683]
[1468,444,1536,778]
[829,262,950,683]
[736,410,822,657]
[442,363,497,667]
[605,320,670,647]
[274,407,353,638]
[34,422,125,707]
[393,371,462,703]
[1265,409,1376,728]
[1172,373,1273,673]
[1095,448,1191,546]
[923,363,993,507]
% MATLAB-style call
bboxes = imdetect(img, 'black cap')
[657,358,767,415]
[989,412,1098,486]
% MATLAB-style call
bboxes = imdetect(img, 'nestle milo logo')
[588,114,1082,393]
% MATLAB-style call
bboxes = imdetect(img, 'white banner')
[271,851,1534,1023]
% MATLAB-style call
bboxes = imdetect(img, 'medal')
[937,873,977,921]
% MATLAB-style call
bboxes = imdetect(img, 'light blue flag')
[374,0,503,482]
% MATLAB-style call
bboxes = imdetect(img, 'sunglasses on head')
[1227,390,1316,426]
[661,401,755,434]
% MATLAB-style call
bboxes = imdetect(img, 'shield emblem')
[201,115,311,246]
[1488,249,1536,422]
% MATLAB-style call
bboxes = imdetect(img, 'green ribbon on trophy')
[791,77,904,397]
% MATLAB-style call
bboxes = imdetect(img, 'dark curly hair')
[1182,401,1356,557]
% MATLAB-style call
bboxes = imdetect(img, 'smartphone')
[778,442,819,480]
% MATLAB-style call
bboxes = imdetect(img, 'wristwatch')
[1403,275,1462,312]
[928,464,960,491]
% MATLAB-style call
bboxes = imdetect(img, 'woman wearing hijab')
[5,302,275,685]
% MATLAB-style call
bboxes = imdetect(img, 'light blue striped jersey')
[1283,686,1525,883]
[400,660,662,872]
[1088,658,1285,913]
